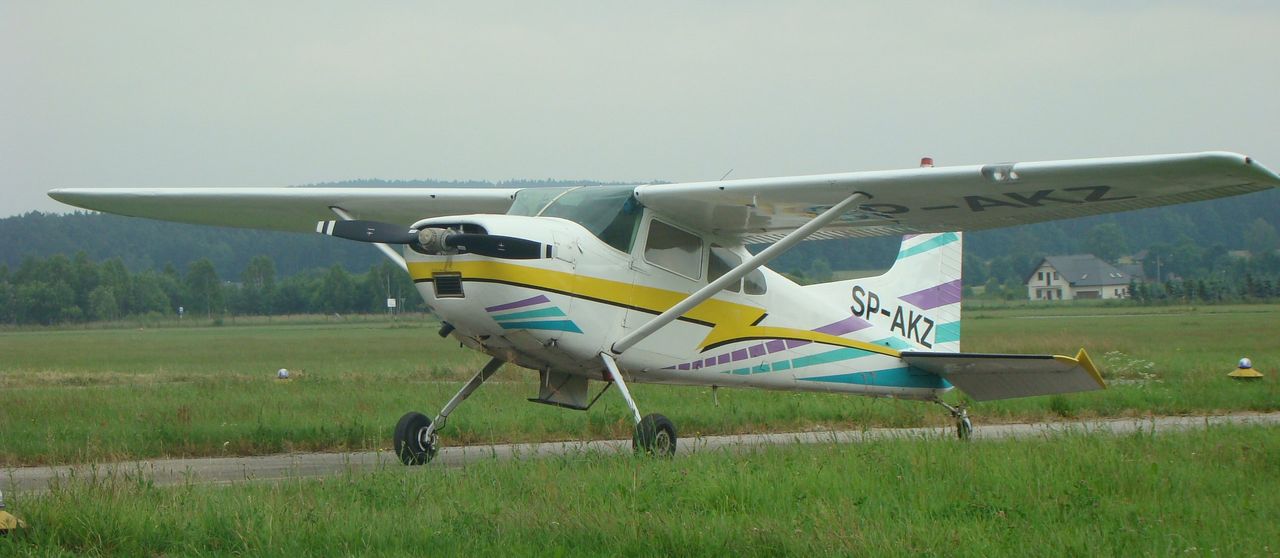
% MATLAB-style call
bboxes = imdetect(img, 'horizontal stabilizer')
[901,349,1104,401]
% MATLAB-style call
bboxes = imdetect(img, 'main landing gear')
[934,398,973,440]
[393,354,677,465]
[602,353,677,456]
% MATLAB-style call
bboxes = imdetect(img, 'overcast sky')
[3,1,1278,217]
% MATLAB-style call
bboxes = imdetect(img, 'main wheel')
[633,413,677,457]
[394,411,437,465]
[956,416,973,440]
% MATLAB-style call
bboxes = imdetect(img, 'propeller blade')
[316,220,417,244]
[446,234,543,259]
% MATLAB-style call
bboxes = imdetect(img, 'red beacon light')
[920,157,934,168]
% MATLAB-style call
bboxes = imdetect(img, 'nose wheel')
[394,357,504,466]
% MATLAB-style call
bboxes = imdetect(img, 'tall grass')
[3,425,1277,556]
[2,306,1278,466]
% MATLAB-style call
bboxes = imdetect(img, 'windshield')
[509,185,642,253]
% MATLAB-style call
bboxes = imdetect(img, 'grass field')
[3,425,1277,556]
[2,305,1278,466]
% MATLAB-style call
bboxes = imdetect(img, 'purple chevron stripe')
[814,315,873,336]
[900,279,963,310]
[485,295,550,313]
[901,234,920,240]
[665,315,873,370]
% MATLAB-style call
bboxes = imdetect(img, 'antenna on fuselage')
[719,168,734,181]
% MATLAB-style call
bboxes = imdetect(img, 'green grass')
[2,306,1279,466]
[3,425,1277,556]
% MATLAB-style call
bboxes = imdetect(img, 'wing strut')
[610,191,870,355]
[329,206,408,272]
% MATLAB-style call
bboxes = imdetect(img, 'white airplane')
[50,151,1280,464]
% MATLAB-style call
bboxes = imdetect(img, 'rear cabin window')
[707,244,768,295]
[708,246,742,292]
[644,220,703,279]
[744,267,767,295]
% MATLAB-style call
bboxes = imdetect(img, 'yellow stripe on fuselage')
[407,260,900,358]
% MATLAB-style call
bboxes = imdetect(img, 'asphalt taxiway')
[6,412,1279,494]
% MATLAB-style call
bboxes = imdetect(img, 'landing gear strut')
[394,357,504,465]
[935,398,973,440]
[601,353,677,456]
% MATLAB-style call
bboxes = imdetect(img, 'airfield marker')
[0,489,26,535]
[1228,357,1263,380]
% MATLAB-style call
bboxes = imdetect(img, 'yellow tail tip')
[1075,348,1106,389]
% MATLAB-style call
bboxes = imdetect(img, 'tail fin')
[804,232,962,351]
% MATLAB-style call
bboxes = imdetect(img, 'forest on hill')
[2,181,1277,325]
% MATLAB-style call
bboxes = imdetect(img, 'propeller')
[445,233,542,259]
[317,219,543,260]
[317,219,417,244]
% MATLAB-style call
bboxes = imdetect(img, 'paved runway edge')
[7,412,1279,494]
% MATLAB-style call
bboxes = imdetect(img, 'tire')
[956,416,973,440]
[394,411,436,465]
[633,413,677,457]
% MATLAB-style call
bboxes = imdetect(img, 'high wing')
[47,187,519,233]
[633,151,1280,243]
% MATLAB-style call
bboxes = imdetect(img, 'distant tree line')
[0,253,422,326]
[4,180,1278,321]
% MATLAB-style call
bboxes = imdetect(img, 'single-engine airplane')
[49,151,1280,464]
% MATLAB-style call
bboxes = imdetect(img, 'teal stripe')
[934,321,961,344]
[896,232,959,261]
[492,307,565,321]
[497,319,583,333]
[799,367,948,389]
[789,347,873,370]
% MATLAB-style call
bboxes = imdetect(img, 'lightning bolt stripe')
[408,260,901,357]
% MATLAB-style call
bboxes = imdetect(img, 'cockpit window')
[507,187,570,216]
[508,185,641,253]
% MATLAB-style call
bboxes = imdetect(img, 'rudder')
[803,232,962,351]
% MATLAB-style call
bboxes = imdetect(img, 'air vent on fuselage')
[432,273,464,298]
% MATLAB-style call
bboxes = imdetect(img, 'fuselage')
[405,195,953,401]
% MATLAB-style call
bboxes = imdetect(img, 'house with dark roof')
[1024,255,1131,301]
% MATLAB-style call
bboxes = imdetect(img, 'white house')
[1025,255,1131,301]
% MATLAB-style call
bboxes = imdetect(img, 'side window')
[643,220,703,279]
[707,246,742,292]
[744,268,767,295]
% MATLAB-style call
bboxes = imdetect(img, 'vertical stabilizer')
[804,232,963,351]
